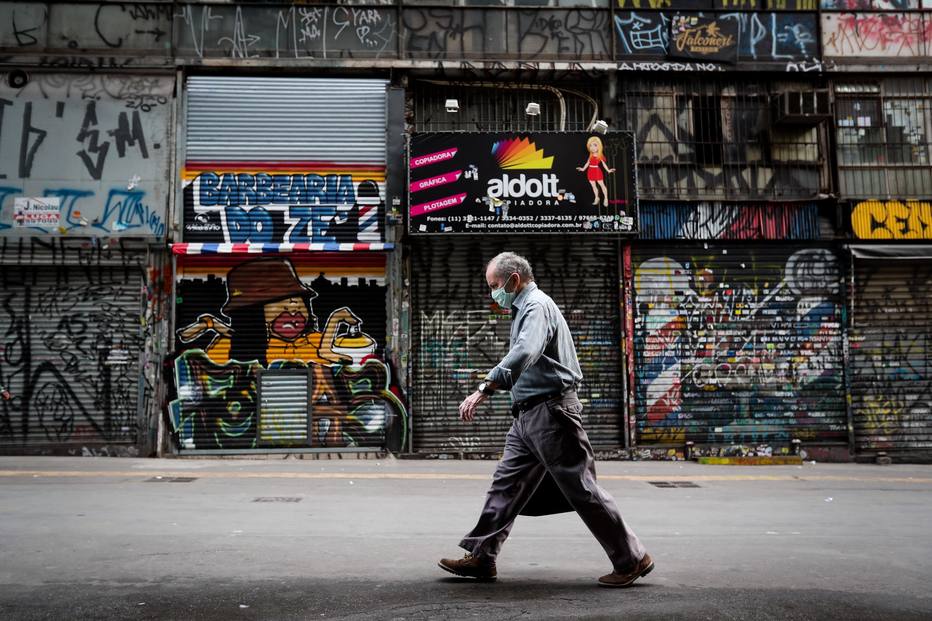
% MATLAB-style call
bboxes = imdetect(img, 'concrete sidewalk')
[1,456,931,620]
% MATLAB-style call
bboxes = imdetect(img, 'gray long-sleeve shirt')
[486,282,584,402]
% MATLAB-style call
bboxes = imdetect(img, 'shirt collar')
[512,281,537,311]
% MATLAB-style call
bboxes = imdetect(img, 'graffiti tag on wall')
[634,248,846,445]
[852,200,932,239]
[170,255,406,450]
[851,263,932,450]
[823,12,932,58]
[0,264,144,447]
[0,73,171,238]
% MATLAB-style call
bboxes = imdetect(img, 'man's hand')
[459,391,489,422]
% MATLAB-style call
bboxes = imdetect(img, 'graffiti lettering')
[176,4,396,60]
[852,200,932,239]
[823,12,932,58]
[171,257,406,451]
[197,173,356,208]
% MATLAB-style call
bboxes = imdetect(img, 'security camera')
[525,102,541,116]
[445,99,459,113]
[591,119,609,134]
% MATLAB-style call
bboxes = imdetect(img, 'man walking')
[438,252,653,587]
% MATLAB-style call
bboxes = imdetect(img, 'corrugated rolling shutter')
[851,261,932,453]
[632,245,847,447]
[185,77,387,164]
[172,253,395,451]
[258,370,311,445]
[410,237,623,455]
[0,265,143,451]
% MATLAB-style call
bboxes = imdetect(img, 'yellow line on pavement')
[1,470,931,484]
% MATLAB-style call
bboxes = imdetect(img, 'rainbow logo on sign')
[491,138,554,170]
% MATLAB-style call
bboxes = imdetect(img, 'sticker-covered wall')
[170,253,406,451]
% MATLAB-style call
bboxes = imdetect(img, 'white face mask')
[491,273,518,308]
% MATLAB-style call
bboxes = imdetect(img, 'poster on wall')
[408,132,637,234]
[13,197,61,228]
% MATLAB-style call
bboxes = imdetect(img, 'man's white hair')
[488,252,534,282]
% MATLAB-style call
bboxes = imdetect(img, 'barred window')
[621,79,827,201]
[835,80,932,199]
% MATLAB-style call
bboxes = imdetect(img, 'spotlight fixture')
[7,69,29,89]
[591,119,609,134]
[525,102,541,116]
[445,99,459,113]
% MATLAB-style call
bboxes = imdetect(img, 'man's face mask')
[491,273,518,309]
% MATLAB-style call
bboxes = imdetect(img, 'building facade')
[0,0,929,461]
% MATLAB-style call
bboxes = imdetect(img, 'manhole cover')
[253,497,303,503]
[145,477,198,483]
[648,481,700,488]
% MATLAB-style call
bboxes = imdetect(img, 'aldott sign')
[408,132,638,234]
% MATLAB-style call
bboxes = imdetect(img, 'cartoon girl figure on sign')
[577,136,615,207]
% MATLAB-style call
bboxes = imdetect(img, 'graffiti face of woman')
[264,296,314,341]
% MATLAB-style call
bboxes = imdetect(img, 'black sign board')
[408,132,637,234]
[668,14,739,64]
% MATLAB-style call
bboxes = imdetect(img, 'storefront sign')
[408,132,637,234]
[13,197,61,228]
[669,14,738,64]
[181,170,385,244]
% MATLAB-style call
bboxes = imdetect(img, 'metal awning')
[847,244,932,260]
[171,243,393,255]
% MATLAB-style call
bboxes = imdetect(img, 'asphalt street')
[1,456,931,620]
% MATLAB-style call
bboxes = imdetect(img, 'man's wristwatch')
[478,381,495,396]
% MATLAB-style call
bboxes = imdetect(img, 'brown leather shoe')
[438,553,497,581]
[598,553,654,588]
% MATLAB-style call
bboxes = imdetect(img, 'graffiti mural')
[634,247,846,446]
[0,261,145,449]
[0,73,172,238]
[852,200,932,239]
[851,263,932,451]
[170,254,406,450]
[182,167,384,244]
[640,202,821,239]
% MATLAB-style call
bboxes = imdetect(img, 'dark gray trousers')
[458,394,645,572]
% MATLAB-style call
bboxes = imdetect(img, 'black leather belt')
[512,388,577,418]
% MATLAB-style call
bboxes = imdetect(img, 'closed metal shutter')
[186,77,387,164]
[632,245,847,447]
[258,370,311,445]
[173,254,393,451]
[410,237,623,454]
[0,265,144,451]
[851,261,932,454]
